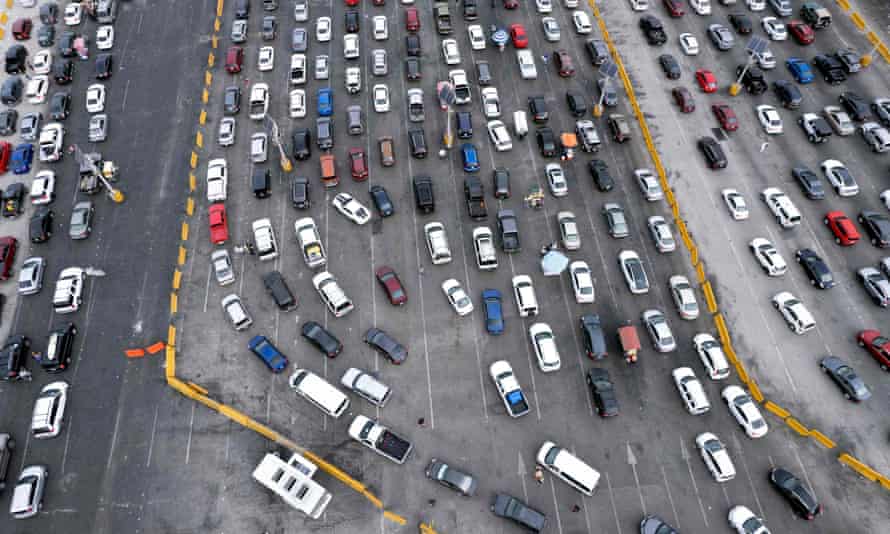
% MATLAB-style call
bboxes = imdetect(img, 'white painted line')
[105,402,124,472]
[17,431,32,473]
[202,263,212,313]
[146,404,159,468]
[660,463,680,530]
[547,476,565,534]
[680,438,709,528]
[788,441,817,502]
[627,442,646,515]
[570,445,592,533]
[731,433,766,520]
[604,471,622,534]
[184,403,196,464]
[136,12,144,35]
[121,78,130,111]
[518,451,529,502]
[60,414,73,474]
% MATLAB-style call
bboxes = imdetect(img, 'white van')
[537,441,600,496]
[289,369,350,418]
[252,452,332,519]
[424,222,452,265]
[512,275,539,317]
[252,218,278,261]
[689,0,711,14]
[53,267,85,314]
[513,110,528,138]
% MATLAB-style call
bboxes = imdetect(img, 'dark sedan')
[698,136,726,169]
[792,166,824,199]
[820,356,871,401]
[769,467,822,520]
[588,159,614,191]
[425,458,478,497]
[29,207,53,243]
[375,265,407,305]
[659,54,681,80]
[858,211,890,247]
[795,248,834,289]
[364,327,407,364]
[95,53,112,79]
[300,321,343,358]
[369,185,394,218]
[586,368,619,417]
[728,13,752,34]
[839,92,871,121]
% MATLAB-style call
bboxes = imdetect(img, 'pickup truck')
[490,360,530,417]
[798,113,832,144]
[464,176,487,220]
[737,66,766,95]
[348,415,413,464]
[434,2,452,35]
[294,217,326,268]
[575,120,601,153]
[473,226,498,270]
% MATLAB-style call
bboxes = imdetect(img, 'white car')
[749,238,786,276]
[882,189,890,211]
[695,432,736,482]
[672,367,711,415]
[722,385,768,438]
[628,0,649,10]
[669,275,699,320]
[693,333,730,380]
[490,361,530,418]
[316,17,332,42]
[294,0,309,21]
[572,11,592,34]
[529,323,561,372]
[289,89,306,118]
[249,83,270,120]
[772,291,815,335]
[619,250,649,294]
[542,17,560,42]
[345,67,361,94]
[546,163,568,197]
[32,50,52,75]
[442,39,461,65]
[635,168,663,201]
[721,188,749,220]
[647,216,676,253]
[756,105,783,134]
[30,170,56,205]
[642,309,676,352]
[449,69,471,104]
[569,261,595,303]
[746,0,766,11]
[96,25,115,50]
[258,47,275,71]
[820,159,859,197]
[250,132,268,163]
[64,2,82,25]
[468,25,486,50]
[373,84,390,113]
[442,279,474,316]
[373,15,388,40]
[206,158,227,202]
[344,34,360,59]
[728,506,770,534]
[372,49,388,76]
[26,76,49,105]
[754,48,776,70]
[517,50,537,79]
[481,87,500,118]
[218,117,235,147]
[32,381,69,439]
[211,250,235,286]
[824,105,855,135]
[295,217,327,268]
[315,55,330,79]
[679,33,699,55]
[332,193,371,225]
[762,17,786,40]
[536,0,553,13]
[557,211,581,250]
[487,120,512,152]
[290,54,307,85]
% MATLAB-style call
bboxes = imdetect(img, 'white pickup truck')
[348,415,413,464]
[473,226,498,270]
[294,217,326,268]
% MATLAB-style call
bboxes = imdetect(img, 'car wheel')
[823,217,829,225]
[843,392,851,400]
[881,364,889,372]
[820,365,827,373]
[835,237,840,244]
[810,278,816,286]
[857,339,865,347]
[808,135,815,143]
[789,323,797,331]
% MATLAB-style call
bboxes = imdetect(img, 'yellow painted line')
[0,12,7,24]
[186,197,195,216]
[168,325,177,348]
[809,430,836,450]
[836,0,850,12]
[217,0,224,17]
[170,292,178,314]
[867,31,881,45]
[187,381,209,396]
[850,12,867,31]
[190,151,198,169]
[695,262,707,285]
[165,345,175,378]
[747,378,764,403]
[195,131,203,148]
[714,313,730,346]
[702,280,717,313]
[734,362,749,384]
[838,453,879,482]
[211,35,218,49]
[0,28,5,39]
[207,52,215,68]
[785,417,809,436]
[189,173,196,191]
[214,17,221,33]
[202,88,209,104]
[172,269,182,290]
[724,345,739,365]
[181,221,189,241]
[178,245,187,266]
[687,242,699,267]
[763,401,790,419]
[199,109,207,125]
[205,71,212,86]
[4,0,9,9]
[879,475,890,491]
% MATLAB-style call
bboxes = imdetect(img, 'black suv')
[580,314,607,359]
[464,176,487,220]
[659,54,681,79]
[497,209,520,253]
[528,96,548,123]
[839,92,871,122]
[639,15,667,46]
[736,65,766,94]
[291,176,310,209]
[42,323,76,373]
[0,334,30,381]
[315,117,333,150]
[53,59,75,85]
[58,31,77,57]
[291,128,311,160]
[4,45,26,74]
[566,91,587,117]
[262,271,298,311]
[406,34,421,56]
[408,128,427,158]
[773,80,802,109]
[463,0,478,20]
[301,321,343,358]
[29,207,54,243]
[792,166,825,200]
[476,61,491,85]
[698,137,727,169]
[456,111,473,138]
[1,77,22,105]
[413,176,435,213]
[406,57,422,80]
[95,53,113,79]
[345,10,360,33]
[364,328,407,364]
[536,127,556,157]
[2,183,24,217]
[588,159,614,191]
[795,248,834,289]
[0,109,16,136]
[37,24,55,47]
[50,92,71,120]
[859,211,890,248]
[813,54,846,85]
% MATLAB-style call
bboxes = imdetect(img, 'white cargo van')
[537,441,601,496]
[289,368,350,417]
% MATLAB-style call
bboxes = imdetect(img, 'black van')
[580,314,607,360]
[291,177,310,209]
[4,45,26,75]
[408,128,427,158]
[252,167,271,198]
[456,111,473,139]
[262,271,297,311]
[413,176,435,213]
[42,323,76,373]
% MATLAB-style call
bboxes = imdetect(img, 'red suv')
[375,266,407,306]
[858,330,890,370]
[0,237,17,280]
[788,21,815,45]
[712,103,738,131]
[405,7,419,32]
[225,46,243,74]
[824,210,860,246]
[672,87,695,113]
[348,147,368,181]
[510,24,528,48]
[555,50,574,77]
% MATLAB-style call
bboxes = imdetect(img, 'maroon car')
[858,330,890,370]
[662,0,684,17]
[348,147,368,181]
[672,87,695,113]
[375,266,407,306]
[712,103,739,132]
[503,0,518,9]
[0,237,17,280]
[788,20,815,45]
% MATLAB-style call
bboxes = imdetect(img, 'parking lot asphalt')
[161,1,890,534]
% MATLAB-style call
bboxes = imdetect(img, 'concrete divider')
[838,453,880,482]
[835,0,850,11]
[747,379,764,403]
[850,12,866,31]
[785,417,809,436]
[763,401,790,419]
[809,430,836,450]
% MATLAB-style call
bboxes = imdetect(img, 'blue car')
[11,143,33,175]
[482,288,504,335]
[461,143,480,173]
[247,335,289,373]
[317,88,333,116]
[786,58,814,84]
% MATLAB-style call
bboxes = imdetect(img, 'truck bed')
[378,430,412,462]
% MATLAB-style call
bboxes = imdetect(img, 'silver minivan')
[341,368,391,407]
[347,105,363,135]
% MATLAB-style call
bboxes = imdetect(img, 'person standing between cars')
[534,466,544,484]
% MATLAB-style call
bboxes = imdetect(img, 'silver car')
[88,113,107,142]
[647,216,676,252]
[425,458,478,497]
[597,78,617,107]
[17,256,46,295]
[211,249,235,286]
[341,367,391,407]
[603,203,629,238]
[372,49,387,76]
[557,211,581,250]
[642,309,677,352]
[68,201,93,240]
[9,465,47,519]
[708,24,734,50]
[231,19,247,43]
[542,17,560,42]
[824,105,855,136]
[218,117,235,147]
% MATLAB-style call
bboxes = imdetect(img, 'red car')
[225,46,243,74]
[405,7,419,32]
[208,204,229,245]
[858,330,890,370]
[554,50,574,77]
[672,87,695,113]
[0,236,17,280]
[348,147,369,181]
[788,20,815,45]
[712,103,738,131]
[12,18,32,41]
[375,265,407,305]
[695,70,718,93]
[824,210,860,246]
[510,24,528,48]
[0,142,11,174]
[345,0,359,5]
[662,0,684,17]
[503,0,518,9]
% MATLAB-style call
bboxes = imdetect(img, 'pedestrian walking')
[534,466,544,484]
[417,417,426,427]
[571,504,581,513]
[542,53,550,65]
[428,498,437,507]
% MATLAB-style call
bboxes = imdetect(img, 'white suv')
[313,271,354,318]
[761,187,801,228]
[424,222,452,265]
[31,381,69,439]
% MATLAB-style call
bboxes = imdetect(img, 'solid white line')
[202,263,212,313]
[17,431,31,473]
[789,441,817,502]
[680,438,709,528]
[60,414,73,474]
[121,79,130,111]
[184,403,196,464]
[732,433,766,520]
[146,404,159,468]
[604,471,622,534]
[547,477,565,534]
[660,463,680,529]
[105,404,124,472]
[627,442,646,515]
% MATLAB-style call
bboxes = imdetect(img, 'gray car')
[68,201,93,240]
[17,256,45,295]
[20,112,41,141]
[9,465,47,519]
[542,17,560,42]
[291,28,308,52]
[820,356,870,401]
[425,458,478,496]
[707,24,734,51]
[0,433,14,491]
[603,202,629,238]
[597,78,617,107]
[857,266,890,307]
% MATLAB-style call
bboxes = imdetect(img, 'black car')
[792,166,824,199]
[580,314,607,359]
[456,111,473,138]
[462,0,478,20]
[364,327,407,364]
[37,24,55,47]
[301,321,343,358]
[588,159,614,191]
[859,211,890,247]
[344,10,359,33]
[369,185,394,217]
[659,54,681,79]
[42,323,76,373]
[95,53,112,79]
[565,91,587,117]
[406,34,421,56]
[316,118,332,150]
[464,176,487,220]
[262,271,298,311]
[839,92,871,121]
[223,86,241,115]
[773,80,802,109]
[408,128,427,158]
[586,368,619,417]
[820,356,871,400]
[233,0,249,18]
[0,77,23,105]
[769,467,822,520]
[52,59,74,85]
[476,60,491,85]
[698,136,726,169]
[405,57,422,81]
[29,207,53,243]
[49,92,70,120]
[639,15,667,46]
[291,176,310,209]
[728,13,752,34]
[491,494,546,533]
[291,128,311,160]
[736,65,766,94]
[795,248,834,289]
[813,54,846,85]
[58,31,76,57]
[0,334,30,381]
[497,209,520,252]
[413,175,435,213]
[0,109,17,136]
[536,127,556,157]
[4,45,27,74]
[528,96,548,123]
[492,167,510,199]
[2,183,25,217]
